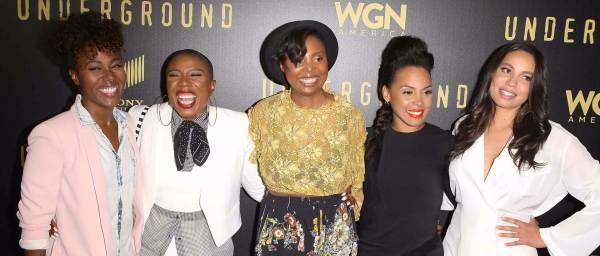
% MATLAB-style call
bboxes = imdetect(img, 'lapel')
[463,134,505,209]
[482,133,518,207]
[197,105,218,190]
[69,106,114,252]
[156,103,177,173]
[205,105,218,164]
[125,112,144,252]
[138,104,167,221]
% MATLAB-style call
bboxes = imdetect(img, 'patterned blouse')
[248,90,366,217]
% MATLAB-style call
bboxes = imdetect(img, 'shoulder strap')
[135,106,150,141]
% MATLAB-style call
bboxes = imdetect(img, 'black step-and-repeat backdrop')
[1,1,598,255]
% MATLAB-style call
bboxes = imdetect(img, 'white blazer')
[129,103,264,250]
[443,119,600,256]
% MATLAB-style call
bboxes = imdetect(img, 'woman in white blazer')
[443,42,600,256]
[129,49,264,256]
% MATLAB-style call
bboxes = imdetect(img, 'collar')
[74,94,128,128]
[171,107,209,130]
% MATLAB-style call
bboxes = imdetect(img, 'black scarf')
[171,111,210,172]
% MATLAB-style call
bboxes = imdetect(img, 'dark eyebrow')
[85,60,101,66]
[521,71,533,76]
[500,63,533,76]
[85,58,122,66]
[398,85,433,90]
[167,68,205,73]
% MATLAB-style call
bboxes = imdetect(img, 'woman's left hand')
[50,219,58,238]
[497,217,546,248]
[342,185,356,206]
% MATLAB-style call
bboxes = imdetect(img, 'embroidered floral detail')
[256,197,357,256]
[248,90,367,218]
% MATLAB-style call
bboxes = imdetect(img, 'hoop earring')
[152,94,168,105]
[208,95,218,127]
[156,94,172,126]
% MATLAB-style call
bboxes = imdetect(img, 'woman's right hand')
[24,220,58,256]
[342,185,356,206]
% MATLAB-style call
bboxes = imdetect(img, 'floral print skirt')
[255,191,358,256]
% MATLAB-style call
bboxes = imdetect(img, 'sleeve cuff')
[539,227,568,256]
[441,192,455,211]
[19,238,48,250]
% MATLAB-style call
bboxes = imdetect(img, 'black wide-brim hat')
[260,20,338,86]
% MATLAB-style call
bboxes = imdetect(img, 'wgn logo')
[566,90,600,124]
[125,55,145,88]
[334,2,406,37]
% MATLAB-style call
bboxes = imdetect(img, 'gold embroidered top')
[248,90,366,218]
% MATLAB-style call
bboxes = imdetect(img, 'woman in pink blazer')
[18,12,143,256]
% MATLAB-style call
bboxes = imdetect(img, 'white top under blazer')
[129,103,264,250]
[443,119,600,256]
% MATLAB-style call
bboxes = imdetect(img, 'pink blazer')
[18,105,143,256]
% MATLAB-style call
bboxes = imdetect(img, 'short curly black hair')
[51,11,124,69]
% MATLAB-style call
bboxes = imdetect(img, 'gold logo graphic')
[262,79,283,99]
[117,55,145,111]
[504,16,596,45]
[335,1,406,37]
[566,90,599,124]
[436,84,470,109]
[261,79,469,109]
[125,55,144,88]
[17,1,233,29]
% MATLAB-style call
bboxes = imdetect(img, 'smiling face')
[383,66,433,133]
[166,53,216,120]
[488,50,534,112]
[280,35,329,98]
[69,49,125,112]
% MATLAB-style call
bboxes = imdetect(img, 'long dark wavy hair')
[365,36,434,159]
[449,42,551,170]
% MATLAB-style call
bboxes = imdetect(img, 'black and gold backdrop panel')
[1,1,598,255]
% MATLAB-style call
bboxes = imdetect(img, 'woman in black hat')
[249,20,366,256]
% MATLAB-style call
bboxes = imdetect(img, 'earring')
[156,94,172,126]
[208,95,218,127]
[152,94,168,105]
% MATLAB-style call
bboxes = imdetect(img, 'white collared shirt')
[75,95,136,256]
[444,120,600,256]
